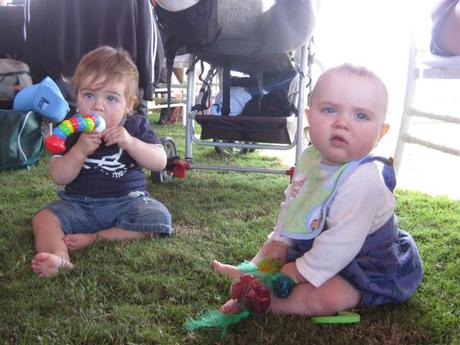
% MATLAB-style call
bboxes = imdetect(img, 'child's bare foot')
[31,252,74,277]
[64,233,98,251]
[212,260,241,280]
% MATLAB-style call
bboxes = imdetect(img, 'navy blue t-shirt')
[62,114,160,197]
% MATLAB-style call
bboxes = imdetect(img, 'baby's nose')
[333,113,349,129]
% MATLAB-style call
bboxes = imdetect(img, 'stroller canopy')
[157,0,317,74]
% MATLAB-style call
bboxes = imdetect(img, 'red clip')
[285,166,295,183]
[171,159,190,178]
[285,166,295,177]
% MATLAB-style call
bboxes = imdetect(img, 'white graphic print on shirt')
[83,148,129,178]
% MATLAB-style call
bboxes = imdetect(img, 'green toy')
[185,259,360,337]
[311,311,361,324]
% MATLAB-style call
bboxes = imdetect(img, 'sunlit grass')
[0,113,458,344]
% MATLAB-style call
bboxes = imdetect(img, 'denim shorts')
[45,190,172,236]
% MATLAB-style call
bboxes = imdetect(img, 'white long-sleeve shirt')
[269,162,395,287]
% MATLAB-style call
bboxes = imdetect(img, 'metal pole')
[295,45,308,163]
[185,58,196,161]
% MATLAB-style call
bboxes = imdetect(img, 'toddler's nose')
[93,97,104,112]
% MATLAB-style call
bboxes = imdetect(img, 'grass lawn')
[0,112,459,344]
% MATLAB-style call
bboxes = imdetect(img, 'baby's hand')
[74,132,103,157]
[103,126,133,149]
[254,240,288,265]
[280,262,306,284]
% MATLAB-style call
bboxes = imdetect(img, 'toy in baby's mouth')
[185,258,296,337]
[44,114,106,154]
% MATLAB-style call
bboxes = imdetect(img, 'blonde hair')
[309,63,388,115]
[73,46,139,109]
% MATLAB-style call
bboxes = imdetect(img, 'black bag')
[240,89,298,117]
[0,110,44,171]
[0,59,33,109]
[196,114,296,144]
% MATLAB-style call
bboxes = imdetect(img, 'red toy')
[230,274,272,315]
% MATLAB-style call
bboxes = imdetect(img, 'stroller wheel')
[213,140,255,155]
[151,136,177,183]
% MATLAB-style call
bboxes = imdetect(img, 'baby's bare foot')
[31,252,74,277]
[64,233,98,251]
[212,260,241,280]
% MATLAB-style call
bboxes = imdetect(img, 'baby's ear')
[378,123,390,141]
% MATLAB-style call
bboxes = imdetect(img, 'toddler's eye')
[354,112,369,121]
[107,95,118,103]
[82,91,94,100]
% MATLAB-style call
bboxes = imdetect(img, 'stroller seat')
[195,114,297,145]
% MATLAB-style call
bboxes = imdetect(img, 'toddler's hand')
[103,126,133,149]
[74,132,103,157]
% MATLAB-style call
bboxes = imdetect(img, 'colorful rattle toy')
[44,114,106,154]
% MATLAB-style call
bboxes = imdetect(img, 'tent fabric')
[22,0,162,100]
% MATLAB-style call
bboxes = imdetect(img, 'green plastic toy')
[311,311,360,324]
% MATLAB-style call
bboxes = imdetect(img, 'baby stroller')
[155,0,317,180]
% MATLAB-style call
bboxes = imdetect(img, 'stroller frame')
[174,44,312,177]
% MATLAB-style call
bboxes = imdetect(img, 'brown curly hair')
[73,46,139,110]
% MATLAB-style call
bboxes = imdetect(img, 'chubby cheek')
[103,118,119,129]
[76,101,91,115]
[308,126,327,148]
[105,112,127,129]
[352,137,378,158]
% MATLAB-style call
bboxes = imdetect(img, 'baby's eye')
[322,107,336,114]
[354,112,369,121]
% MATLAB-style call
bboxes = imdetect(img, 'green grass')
[0,113,459,344]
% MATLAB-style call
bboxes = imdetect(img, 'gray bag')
[0,59,33,109]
